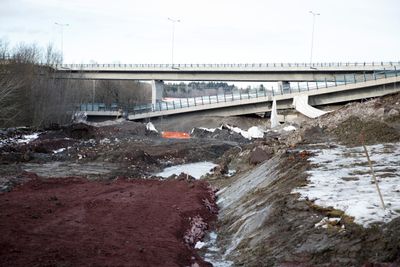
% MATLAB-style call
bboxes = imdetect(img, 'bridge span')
[79,69,400,121]
[56,61,400,106]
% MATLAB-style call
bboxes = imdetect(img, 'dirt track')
[0,177,216,267]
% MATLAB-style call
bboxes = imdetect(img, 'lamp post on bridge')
[309,11,320,67]
[168,17,180,67]
[55,22,69,63]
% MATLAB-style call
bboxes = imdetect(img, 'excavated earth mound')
[0,177,217,267]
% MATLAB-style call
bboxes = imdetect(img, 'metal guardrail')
[78,69,400,117]
[56,61,400,71]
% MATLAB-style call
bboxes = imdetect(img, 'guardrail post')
[201,96,204,105]
[179,99,182,108]
[363,72,366,82]
[187,98,189,107]
[353,74,356,83]
[232,90,235,100]
[166,102,169,110]
[247,90,250,99]
[395,66,398,77]
[384,68,387,78]
[324,78,328,88]
[172,101,175,109]
[280,84,283,94]
[297,82,300,92]
[159,102,162,111]
[216,94,219,103]
[264,88,267,97]
[306,81,309,91]
[344,75,347,85]
[316,81,319,89]
[334,76,337,86]
[255,88,258,98]
[373,72,376,80]
[224,91,226,102]
[239,90,242,100]
[194,97,197,106]
[208,95,211,104]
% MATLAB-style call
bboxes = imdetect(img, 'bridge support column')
[151,80,164,106]
[278,81,290,94]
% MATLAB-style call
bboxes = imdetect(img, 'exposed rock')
[388,109,399,117]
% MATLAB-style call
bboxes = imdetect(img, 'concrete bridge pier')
[278,81,291,94]
[151,80,164,106]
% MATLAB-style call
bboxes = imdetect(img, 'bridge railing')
[57,61,400,71]
[77,68,400,116]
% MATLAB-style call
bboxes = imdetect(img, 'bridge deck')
[80,71,400,120]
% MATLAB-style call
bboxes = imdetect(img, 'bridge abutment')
[151,80,164,106]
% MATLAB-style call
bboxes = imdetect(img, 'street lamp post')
[92,80,96,110]
[309,11,320,66]
[55,22,69,62]
[168,18,180,66]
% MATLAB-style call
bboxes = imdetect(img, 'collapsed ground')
[0,92,400,266]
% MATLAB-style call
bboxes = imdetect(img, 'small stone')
[388,109,399,117]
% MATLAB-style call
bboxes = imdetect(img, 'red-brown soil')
[0,177,217,267]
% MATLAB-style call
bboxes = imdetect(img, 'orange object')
[161,131,191,139]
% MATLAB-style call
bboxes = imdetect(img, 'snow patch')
[247,126,264,138]
[225,125,264,140]
[292,143,400,227]
[146,122,158,133]
[283,125,296,132]
[99,138,111,144]
[198,127,220,133]
[201,231,233,267]
[0,132,41,147]
[17,133,40,144]
[53,148,66,154]
[195,241,206,249]
[155,162,218,179]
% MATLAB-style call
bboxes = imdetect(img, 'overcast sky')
[1,0,399,64]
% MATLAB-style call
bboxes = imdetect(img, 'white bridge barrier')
[270,99,280,128]
[293,95,328,118]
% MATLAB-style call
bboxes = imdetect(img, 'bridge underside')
[57,70,387,106]
[57,70,374,82]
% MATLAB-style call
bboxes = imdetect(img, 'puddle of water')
[155,161,218,179]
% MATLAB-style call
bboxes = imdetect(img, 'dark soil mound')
[302,126,331,144]
[333,116,400,145]
[63,123,96,139]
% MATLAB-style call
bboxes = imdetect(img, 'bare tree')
[0,69,24,125]
[0,39,152,128]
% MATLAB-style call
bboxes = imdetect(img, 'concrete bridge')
[79,70,400,121]
[56,62,400,106]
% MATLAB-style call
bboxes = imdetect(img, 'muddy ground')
[0,92,400,266]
